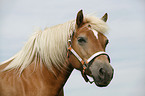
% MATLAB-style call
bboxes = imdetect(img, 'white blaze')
[92,29,98,39]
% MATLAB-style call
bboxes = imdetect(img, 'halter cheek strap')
[68,46,85,65]
[67,45,110,83]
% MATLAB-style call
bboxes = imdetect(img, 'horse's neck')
[0,60,73,96]
[22,60,73,95]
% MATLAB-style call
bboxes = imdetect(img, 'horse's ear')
[101,13,108,22]
[76,10,84,28]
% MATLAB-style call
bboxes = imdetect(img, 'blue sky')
[0,0,145,96]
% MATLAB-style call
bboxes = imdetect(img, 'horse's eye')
[77,37,86,44]
[105,40,109,47]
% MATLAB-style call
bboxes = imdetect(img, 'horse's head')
[68,10,114,87]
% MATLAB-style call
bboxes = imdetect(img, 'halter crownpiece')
[67,30,110,83]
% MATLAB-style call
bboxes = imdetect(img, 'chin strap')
[67,45,110,84]
[81,69,94,84]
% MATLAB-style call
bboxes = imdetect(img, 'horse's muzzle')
[89,60,114,87]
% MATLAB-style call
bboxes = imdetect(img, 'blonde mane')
[0,15,108,73]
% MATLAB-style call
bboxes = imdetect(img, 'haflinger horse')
[0,10,114,96]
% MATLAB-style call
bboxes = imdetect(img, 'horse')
[0,10,114,96]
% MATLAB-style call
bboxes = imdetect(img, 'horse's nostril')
[99,68,105,75]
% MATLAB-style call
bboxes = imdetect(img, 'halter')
[67,29,110,84]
